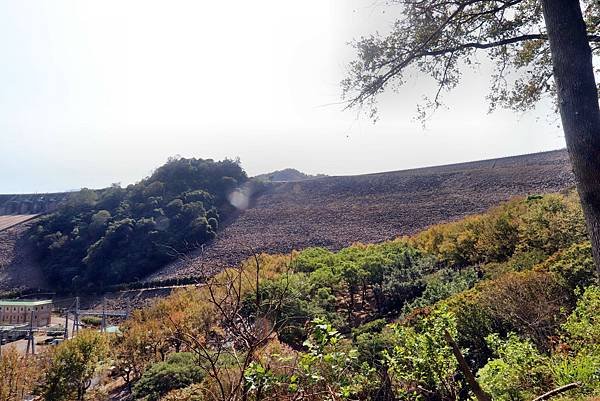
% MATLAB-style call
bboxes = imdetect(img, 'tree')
[343,0,600,275]
[41,330,109,401]
[0,348,43,401]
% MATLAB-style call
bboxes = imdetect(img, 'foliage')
[244,318,374,401]
[476,270,571,349]
[563,285,600,354]
[411,192,587,268]
[161,384,205,401]
[0,347,44,401]
[81,316,102,327]
[549,353,600,395]
[40,330,109,401]
[352,319,394,367]
[549,286,600,395]
[539,242,596,291]
[477,333,553,401]
[384,308,460,401]
[29,157,247,289]
[342,0,599,118]
[28,190,600,401]
[402,267,479,313]
[133,352,204,401]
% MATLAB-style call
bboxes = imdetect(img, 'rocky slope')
[0,217,48,292]
[146,149,575,282]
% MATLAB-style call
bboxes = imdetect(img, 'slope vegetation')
[147,149,575,282]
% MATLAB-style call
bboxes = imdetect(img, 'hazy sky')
[0,1,565,194]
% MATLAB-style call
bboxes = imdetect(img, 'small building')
[0,300,53,328]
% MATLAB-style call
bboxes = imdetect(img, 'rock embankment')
[147,149,575,282]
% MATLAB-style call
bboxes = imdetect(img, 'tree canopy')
[342,0,599,117]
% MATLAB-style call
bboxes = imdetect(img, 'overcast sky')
[0,1,565,194]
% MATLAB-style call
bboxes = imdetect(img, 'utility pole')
[26,311,35,356]
[64,308,69,340]
[72,297,80,337]
[30,310,35,355]
[101,298,107,333]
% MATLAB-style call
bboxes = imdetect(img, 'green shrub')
[133,352,204,401]
[41,330,109,401]
[81,316,102,327]
[384,308,460,400]
[291,247,336,273]
[563,285,600,354]
[541,242,596,291]
[477,333,553,401]
[412,191,587,269]
[402,267,478,313]
[550,353,600,394]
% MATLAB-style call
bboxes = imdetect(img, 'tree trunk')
[541,0,600,277]
[443,330,492,401]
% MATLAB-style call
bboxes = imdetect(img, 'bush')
[384,308,460,401]
[161,384,205,401]
[133,352,204,401]
[477,271,571,350]
[411,192,587,269]
[539,242,596,291]
[81,316,102,327]
[563,285,600,354]
[477,333,553,401]
[291,247,336,273]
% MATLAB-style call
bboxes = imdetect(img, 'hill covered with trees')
[28,157,247,290]
[253,168,326,182]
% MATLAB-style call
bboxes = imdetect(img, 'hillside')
[0,149,576,289]
[25,157,247,290]
[90,181,596,401]
[0,192,70,214]
[254,168,326,182]
[146,149,575,282]
[0,216,47,293]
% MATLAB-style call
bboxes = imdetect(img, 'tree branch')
[348,32,600,108]
[531,382,581,401]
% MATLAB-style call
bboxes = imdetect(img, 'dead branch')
[531,382,581,401]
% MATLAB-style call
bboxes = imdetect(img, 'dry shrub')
[478,270,571,350]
